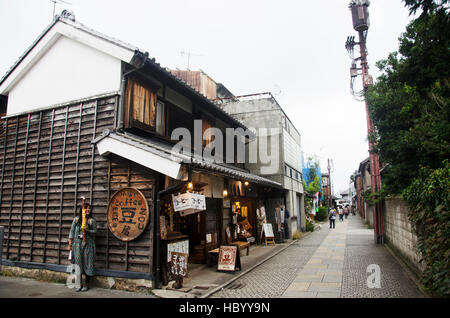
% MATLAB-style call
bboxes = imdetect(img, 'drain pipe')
[116,51,149,130]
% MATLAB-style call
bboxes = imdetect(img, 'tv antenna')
[49,0,72,19]
[180,50,203,70]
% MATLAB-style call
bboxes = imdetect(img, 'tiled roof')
[94,129,282,188]
[0,12,250,134]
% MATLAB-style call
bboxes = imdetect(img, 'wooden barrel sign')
[107,187,150,241]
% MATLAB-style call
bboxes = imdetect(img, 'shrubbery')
[403,160,450,297]
[292,230,303,240]
[305,220,315,232]
[315,207,328,222]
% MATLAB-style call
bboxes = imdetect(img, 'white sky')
[0,0,415,196]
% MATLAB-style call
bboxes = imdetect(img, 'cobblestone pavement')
[342,216,425,298]
[210,215,426,298]
[211,225,330,298]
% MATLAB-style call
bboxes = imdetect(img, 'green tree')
[366,0,449,297]
[366,0,449,194]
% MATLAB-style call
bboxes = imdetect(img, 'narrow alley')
[210,215,426,298]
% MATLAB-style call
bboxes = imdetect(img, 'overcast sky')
[0,0,415,196]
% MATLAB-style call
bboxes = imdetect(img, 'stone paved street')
[210,215,426,298]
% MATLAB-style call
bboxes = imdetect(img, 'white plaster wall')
[7,36,122,115]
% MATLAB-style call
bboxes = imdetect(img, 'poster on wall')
[107,187,150,241]
[167,239,189,262]
[172,192,206,216]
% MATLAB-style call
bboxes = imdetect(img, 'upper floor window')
[124,78,166,136]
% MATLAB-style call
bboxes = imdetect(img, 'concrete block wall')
[383,198,424,273]
[365,205,374,228]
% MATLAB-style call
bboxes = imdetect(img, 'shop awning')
[93,129,282,188]
[94,129,186,179]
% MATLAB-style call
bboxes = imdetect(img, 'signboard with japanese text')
[169,252,188,277]
[167,239,189,262]
[217,245,240,272]
[107,187,150,241]
[172,192,206,216]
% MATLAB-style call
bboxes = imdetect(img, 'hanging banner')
[314,192,319,214]
[172,192,206,216]
[107,187,150,241]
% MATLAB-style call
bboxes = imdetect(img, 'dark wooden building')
[0,11,282,287]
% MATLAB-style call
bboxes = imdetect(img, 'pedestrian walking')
[68,197,97,292]
[338,206,344,222]
[328,208,336,229]
[344,205,349,219]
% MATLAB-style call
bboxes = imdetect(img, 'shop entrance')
[161,196,222,264]
[231,198,257,242]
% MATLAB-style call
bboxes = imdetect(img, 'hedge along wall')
[0,94,155,277]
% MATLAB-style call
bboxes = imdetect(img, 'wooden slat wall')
[99,155,155,273]
[0,95,155,275]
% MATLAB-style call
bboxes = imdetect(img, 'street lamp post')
[346,0,384,244]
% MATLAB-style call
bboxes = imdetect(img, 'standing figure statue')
[256,200,267,244]
[68,196,97,292]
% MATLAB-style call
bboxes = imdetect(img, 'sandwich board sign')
[262,223,275,246]
[217,245,241,272]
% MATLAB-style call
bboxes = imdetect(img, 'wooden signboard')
[107,187,150,241]
[217,245,241,272]
[169,252,188,277]
[262,223,275,246]
[168,251,188,289]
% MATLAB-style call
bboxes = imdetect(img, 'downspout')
[116,50,149,130]
[154,167,192,289]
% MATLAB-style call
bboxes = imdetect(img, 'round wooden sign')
[107,187,150,241]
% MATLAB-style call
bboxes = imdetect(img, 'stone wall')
[383,198,424,274]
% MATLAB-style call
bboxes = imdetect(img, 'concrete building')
[218,93,305,237]
[0,11,283,288]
